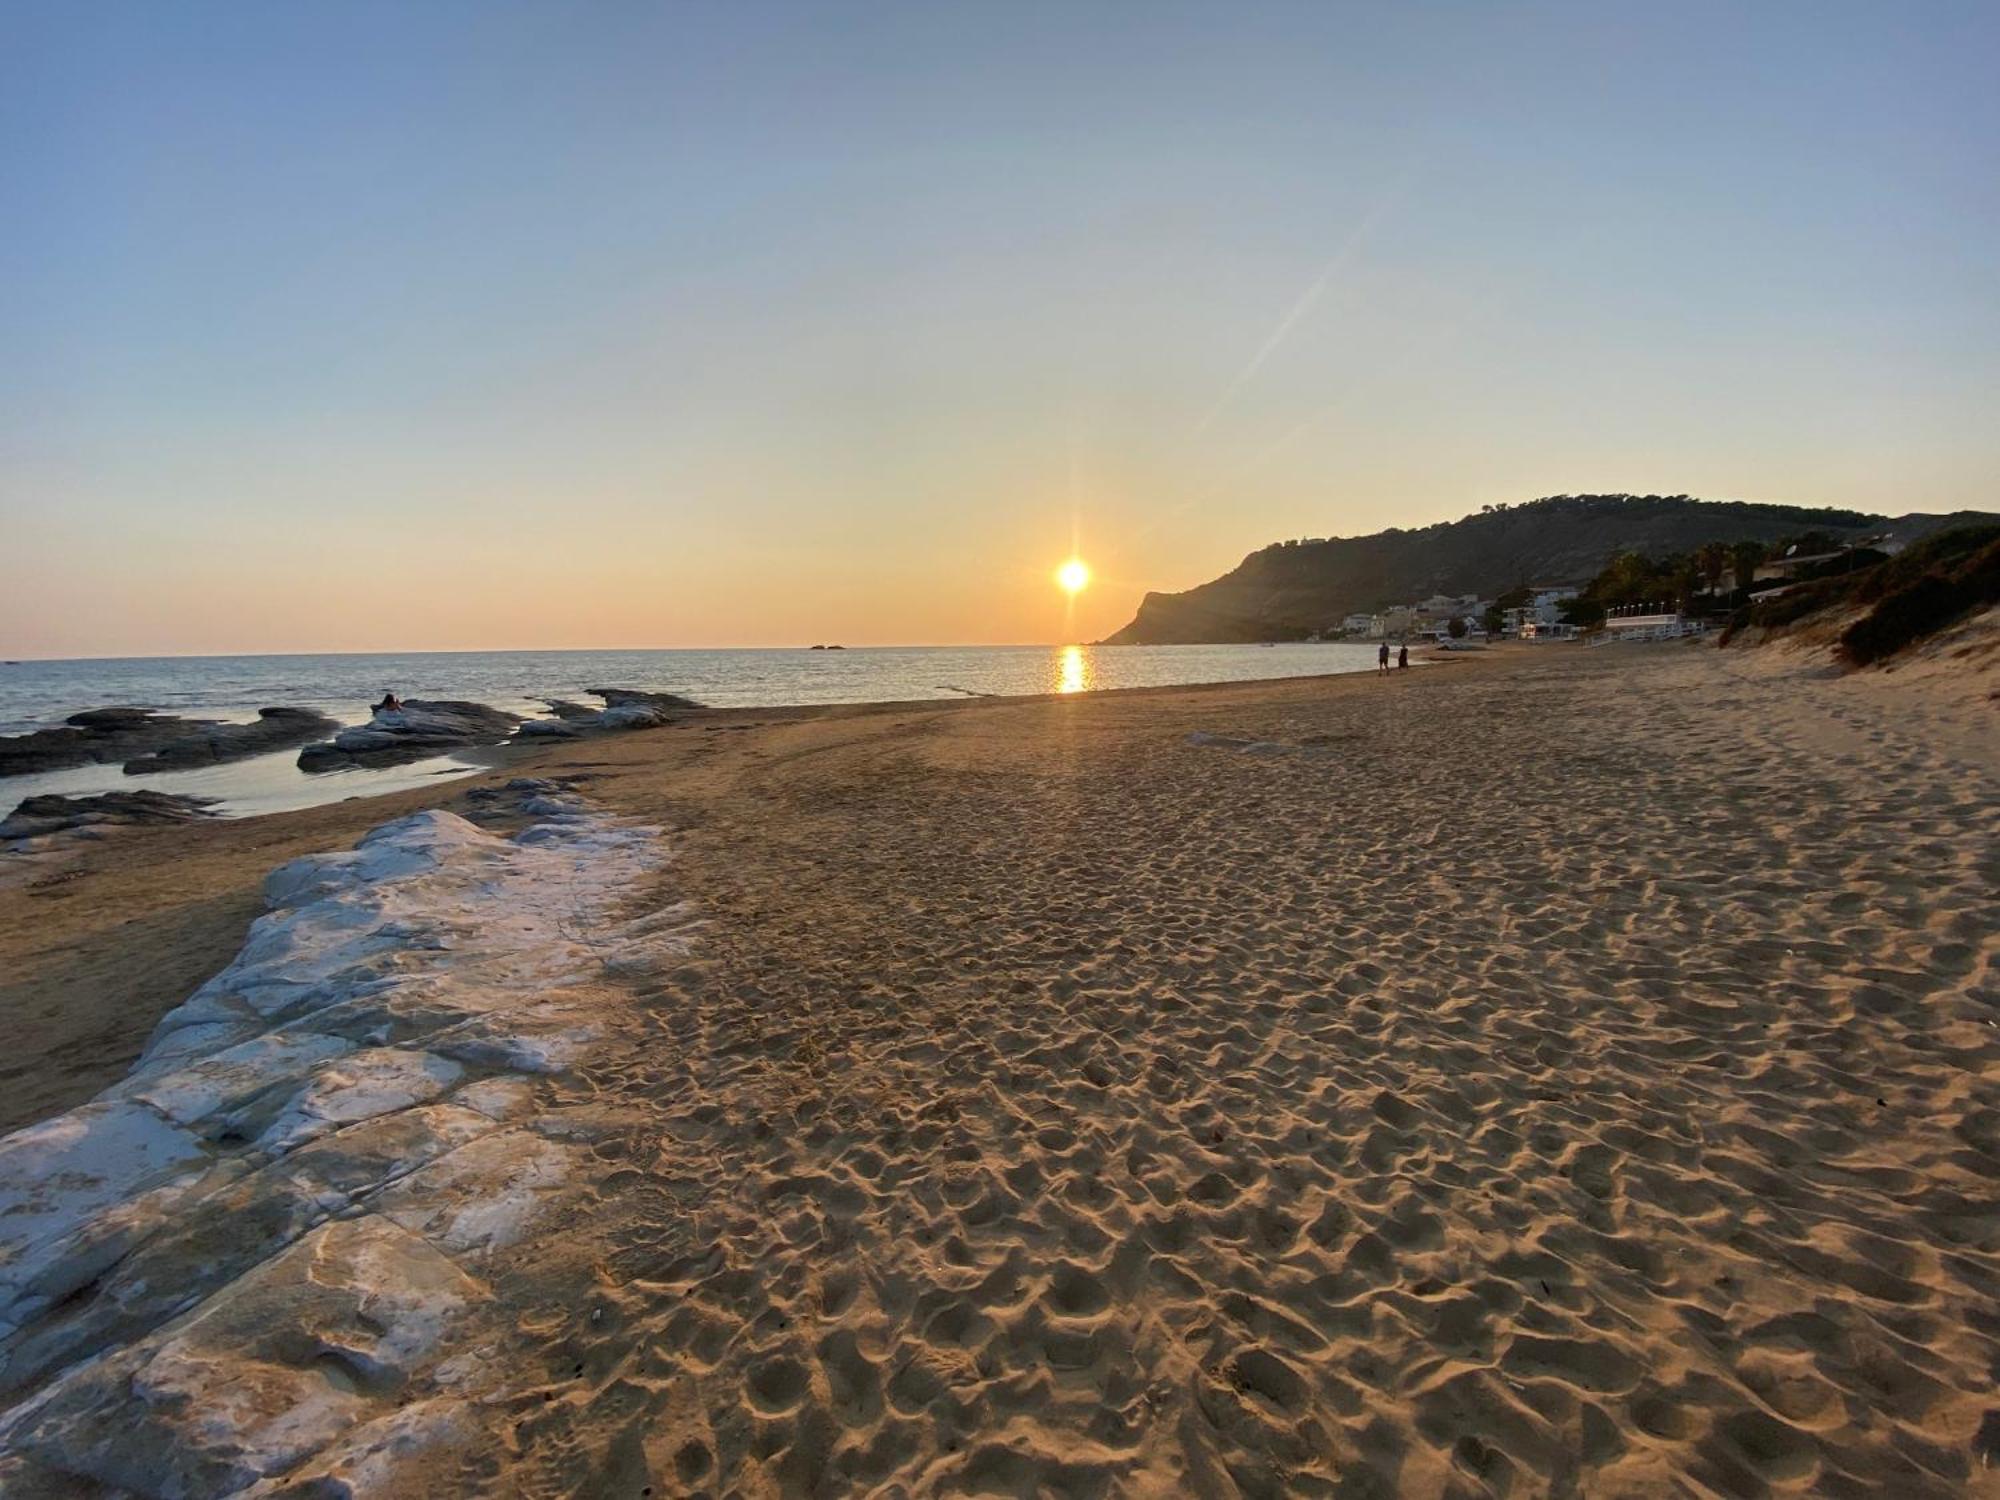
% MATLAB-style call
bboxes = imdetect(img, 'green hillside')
[1103,495,1925,644]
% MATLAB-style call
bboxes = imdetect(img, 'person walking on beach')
[1378,642,1390,675]
[1398,644,1409,670]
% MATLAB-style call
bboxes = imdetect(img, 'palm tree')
[1730,541,1767,594]
[1696,541,1730,595]
[1667,557,1702,612]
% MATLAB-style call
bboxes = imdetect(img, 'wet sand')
[2,636,1997,1495]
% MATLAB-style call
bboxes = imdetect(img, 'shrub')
[1838,537,2000,666]
[1850,525,2000,605]
[1723,526,1999,663]
[1747,582,1844,632]
[1841,576,1973,664]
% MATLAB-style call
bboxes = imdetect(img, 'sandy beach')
[2,637,1997,1496]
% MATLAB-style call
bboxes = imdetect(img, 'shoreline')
[0,648,1459,820]
[0,652,1490,1136]
[0,641,1400,815]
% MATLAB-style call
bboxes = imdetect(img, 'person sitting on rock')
[374,691,403,714]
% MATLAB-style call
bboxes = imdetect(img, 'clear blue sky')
[3,1,1994,654]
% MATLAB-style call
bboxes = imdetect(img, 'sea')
[1,642,1384,818]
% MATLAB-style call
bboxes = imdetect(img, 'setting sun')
[1056,558,1091,595]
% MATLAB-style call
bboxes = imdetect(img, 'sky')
[3,1,1995,657]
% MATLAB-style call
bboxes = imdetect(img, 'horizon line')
[0,640,1184,666]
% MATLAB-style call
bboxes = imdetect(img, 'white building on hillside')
[1528,586,1578,625]
[1413,593,1480,621]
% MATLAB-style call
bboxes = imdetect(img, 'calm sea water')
[1,643,1381,818]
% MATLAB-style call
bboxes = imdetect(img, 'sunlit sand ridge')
[0,636,1995,1495]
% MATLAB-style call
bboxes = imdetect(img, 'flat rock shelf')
[0,781,695,1498]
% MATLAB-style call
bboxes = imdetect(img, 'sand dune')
[1,638,1996,1496]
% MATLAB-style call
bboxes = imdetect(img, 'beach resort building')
[1528,586,1578,623]
[1594,603,1709,644]
[1500,586,1582,639]
[1412,593,1481,622]
[1754,544,1881,586]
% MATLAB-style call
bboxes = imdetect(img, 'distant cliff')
[1104,495,1914,644]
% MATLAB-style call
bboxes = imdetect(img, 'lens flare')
[1056,558,1090,595]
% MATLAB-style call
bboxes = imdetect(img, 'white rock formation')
[515,687,691,739]
[0,790,691,1497]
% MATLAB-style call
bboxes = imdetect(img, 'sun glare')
[1057,643,1091,694]
[1056,558,1091,595]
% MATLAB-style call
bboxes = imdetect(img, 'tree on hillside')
[1731,541,1767,593]
[1598,551,1655,603]
[1447,616,1468,639]
[1482,604,1506,635]
[1696,542,1731,594]
[1669,556,1702,611]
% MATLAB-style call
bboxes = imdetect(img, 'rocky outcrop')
[586,686,701,715]
[122,707,338,774]
[0,791,218,842]
[514,687,699,741]
[515,717,584,739]
[2,707,344,779]
[297,701,521,772]
[0,709,211,778]
[0,787,692,1495]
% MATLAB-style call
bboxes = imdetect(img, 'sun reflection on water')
[1055,644,1095,694]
